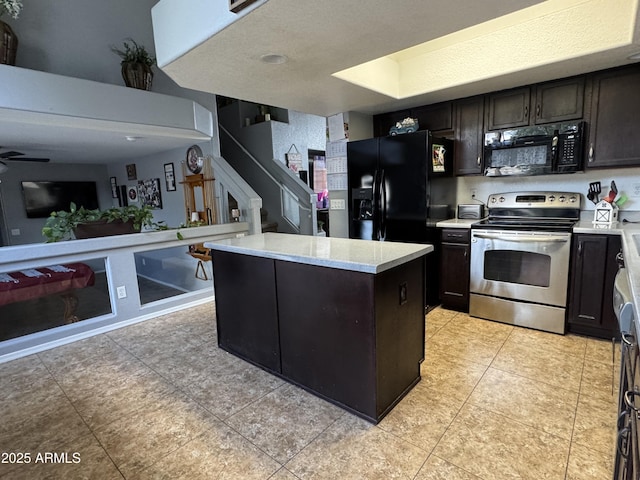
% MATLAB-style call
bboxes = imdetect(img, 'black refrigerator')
[347,131,457,306]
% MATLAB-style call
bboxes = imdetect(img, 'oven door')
[470,229,572,307]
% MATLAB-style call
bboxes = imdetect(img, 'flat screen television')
[21,181,100,218]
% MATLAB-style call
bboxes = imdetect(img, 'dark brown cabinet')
[439,229,470,312]
[373,102,453,138]
[454,96,484,175]
[567,234,621,339]
[411,102,453,134]
[534,77,585,124]
[587,65,640,168]
[373,110,411,137]
[212,251,281,372]
[486,78,585,130]
[487,87,531,130]
[211,249,426,423]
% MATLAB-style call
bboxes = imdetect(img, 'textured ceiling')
[159,0,640,117]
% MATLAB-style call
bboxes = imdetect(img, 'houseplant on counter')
[0,0,22,66]
[110,38,155,90]
[42,203,159,242]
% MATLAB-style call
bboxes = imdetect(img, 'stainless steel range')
[469,191,581,334]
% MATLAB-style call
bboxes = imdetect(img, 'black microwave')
[483,121,584,176]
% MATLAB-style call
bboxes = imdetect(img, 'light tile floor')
[0,303,618,479]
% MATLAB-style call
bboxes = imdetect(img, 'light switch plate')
[330,199,346,210]
[116,286,127,299]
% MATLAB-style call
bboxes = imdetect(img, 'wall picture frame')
[126,163,137,181]
[164,163,176,191]
[110,177,118,198]
[137,178,163,209]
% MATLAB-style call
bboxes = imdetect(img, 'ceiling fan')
[0,150,50,173]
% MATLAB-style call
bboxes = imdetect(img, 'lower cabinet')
[567,233,621,339]
[211,250,426,423]
[439,229,470,312]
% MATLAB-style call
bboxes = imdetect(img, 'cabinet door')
[411,102,453,134]
[487,87,531,130]
[534,77,585,124]
[587,65,640,168]
[454,96,484,175]
[567,234,618,338]
[439,230,470,312]
[211,251,281,373]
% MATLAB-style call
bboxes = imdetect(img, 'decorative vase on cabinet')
[0,20,17,65]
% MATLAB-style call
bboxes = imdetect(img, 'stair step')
[261,221,278,233]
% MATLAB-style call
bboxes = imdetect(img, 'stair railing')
[219,124,318,235]
[211,154,262,235]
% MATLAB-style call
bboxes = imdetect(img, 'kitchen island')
[205,233,432,423]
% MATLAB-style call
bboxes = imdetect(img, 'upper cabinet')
[373,102,452,138]
[486,77,585,130]
[587,65,640,169]
[534,77,585,124]
[411,102,453,135]
[486,87,531,130]
[371,63,640,174]
[373,110,411,137]
[454,96,484,176]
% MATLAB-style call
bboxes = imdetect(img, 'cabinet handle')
[524,105,528,119]
[577,241,582,256]
[588,144,594,162]
[617,426,630,458]
[444,291,464,297]
[621,332,636,347]
[477,156,481,166]
[536,105,540,117]
[464,249,468,258]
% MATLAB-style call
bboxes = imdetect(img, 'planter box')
[73,219,139,239]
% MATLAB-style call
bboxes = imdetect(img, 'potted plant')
[0,0,22,66]
[111,38,156,90]
[42,203,158,242]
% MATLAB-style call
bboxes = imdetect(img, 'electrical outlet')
[116,286,127,299]
[632,183,640,197]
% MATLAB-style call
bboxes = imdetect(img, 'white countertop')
[205,233,433,274]
[436,218,481,229]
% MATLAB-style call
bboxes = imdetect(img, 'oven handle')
[472,233,569,243]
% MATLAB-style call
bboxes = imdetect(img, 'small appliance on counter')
[457,204,485,220]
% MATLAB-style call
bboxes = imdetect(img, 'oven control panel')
[487,191,580,208]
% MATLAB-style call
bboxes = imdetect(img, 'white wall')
[456,167,640,219]
[0,0,222,244]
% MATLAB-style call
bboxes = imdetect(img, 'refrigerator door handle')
[372,169,380,241]
[380,169,387,240]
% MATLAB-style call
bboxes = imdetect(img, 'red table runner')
[0,263,95,306]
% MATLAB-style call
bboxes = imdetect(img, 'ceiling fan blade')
[0,150,24,158]
[3,157,50,162]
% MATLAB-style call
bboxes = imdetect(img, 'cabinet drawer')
[441,229,470,243]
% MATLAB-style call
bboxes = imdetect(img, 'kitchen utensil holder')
[593,200,618,225]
